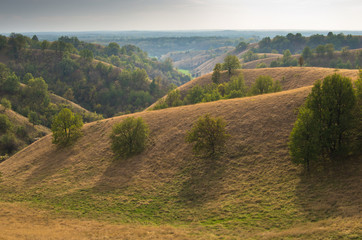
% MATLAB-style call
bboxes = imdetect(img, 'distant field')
[177,69,192,77]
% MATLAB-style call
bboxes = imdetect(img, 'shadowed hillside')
[0,82,361,238]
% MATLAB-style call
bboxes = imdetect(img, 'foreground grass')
[0,84,361,239]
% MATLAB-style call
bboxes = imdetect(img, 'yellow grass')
[0,67,361,239]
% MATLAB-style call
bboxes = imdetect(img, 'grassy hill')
[148,67,359,109]
[0,68,361,238]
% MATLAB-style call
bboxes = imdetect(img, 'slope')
[148,67,359,109]
[0,83,361,238]
[0,106,50,159]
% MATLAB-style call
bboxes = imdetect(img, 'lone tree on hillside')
[223,55,241,76]
[110,117,149,158]
[289,73,357,170]
[51,108,83,146]
[186,114,230,157]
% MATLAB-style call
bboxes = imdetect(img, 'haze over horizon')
[0,0,361,33]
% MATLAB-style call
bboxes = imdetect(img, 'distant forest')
[0,33,190,117]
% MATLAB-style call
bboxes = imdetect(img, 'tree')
[110,117,149,157]
[41,40,50,51]
[28,111,40,125]
[319,74,356,154]
[0,114,12,133]
[315,45,325,57]
[289,74,357,170]
[79,49,93,61]
[186,114,230,157]
[26,77,50,109]
[298,56,304,67]
[302,46,313,60]
[212,63,222,84]
[106,42,121,56]
[1,98,11,112]
[249,75,274,95]
[31,35,39,42]
[289,107,320,171]
[2,73,20,94]
[51,108,83,146]
[223,55,240,76]
[235,42,248,52]
[165,89,183,107]
[225,73,246,98]
[325,43,334,58]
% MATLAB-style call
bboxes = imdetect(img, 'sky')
[0,0,361,33]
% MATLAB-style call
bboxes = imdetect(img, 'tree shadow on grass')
[178,154,226,206]
[25,143,77,187]
[294,156,362,222]
[92,154,145,193]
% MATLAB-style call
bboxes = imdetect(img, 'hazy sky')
[0,0,361,32]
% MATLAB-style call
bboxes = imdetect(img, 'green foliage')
[28,111,40,125]
[249,75,281,95]
[2,73,20,93]
[0,114,12,133]
[302,46,313,59]
[315,45,325,57]
[212,63,222,84]
[235,42,248,53]
[186,114,230,157]
[1,98,11,111]
[317,74,356,154]
[243,50,259,62]
[289,107,320,170]
[256,62,267,68]
[51,108,83,146]
[325,44,334,58]
[223,55,241,76]
[25,77,50,109]
[270,50,298,68]
[224,74,246,98]
[289,74,357,170]
[0,132,17,154]
[110,117,149,157]
[185,85,205,104]
[79,49,94,61]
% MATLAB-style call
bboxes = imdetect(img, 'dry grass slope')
[148,67,359,109]
[0,77,361,238]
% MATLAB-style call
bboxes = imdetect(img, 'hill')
[0,106,50,159]
[0,34,191,117]
[0,79,361,238]
[148,67,359,109]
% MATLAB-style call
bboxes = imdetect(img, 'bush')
[186,114,230,157]
[0,132,18,154]
[1,98,11,112]
[110,117,149,157]
[0,114,12,133]
[51,108,83,146]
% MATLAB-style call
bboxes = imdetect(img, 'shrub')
[0,114,12,133]
[0,132,18,154]
[110,117,149,157]
[186,114,230,157]
[51,108,83,146]
[1,98,11,112]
